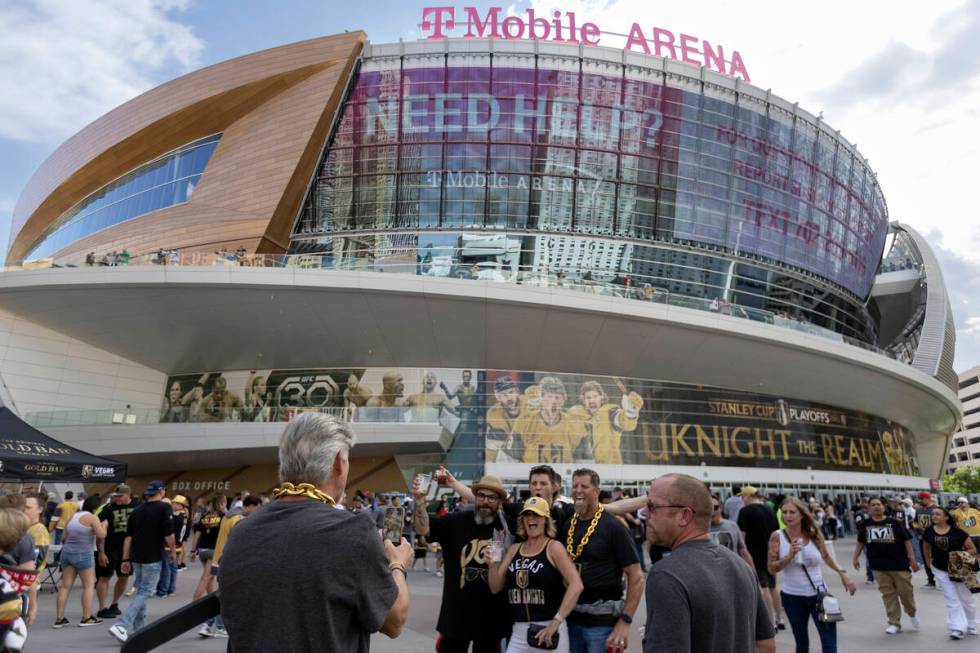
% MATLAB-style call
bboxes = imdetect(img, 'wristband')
[390,566,406,577]
[619,614,633,624]
[552,613,564,623]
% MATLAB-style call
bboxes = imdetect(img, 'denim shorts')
[60,549,95,571]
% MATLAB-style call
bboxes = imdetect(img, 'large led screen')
[299,56,887,297]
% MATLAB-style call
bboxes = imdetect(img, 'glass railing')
[9,248,898,360]
[23,404,446,428]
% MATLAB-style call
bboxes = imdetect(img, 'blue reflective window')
[25,134,221,260]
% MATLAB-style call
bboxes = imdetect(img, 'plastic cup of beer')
[415,473,432,494]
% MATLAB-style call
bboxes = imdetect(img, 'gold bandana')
[272,482,336,506]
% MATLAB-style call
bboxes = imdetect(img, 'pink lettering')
[729,50,751,82]
[527,9,550,40]
[625,23,650,54]
[580,22,600,46]
[502,15,524,39]
[463,6,501,38]
[653,28,677,59]
[702,41,725,74]
[679,34,700,65]
[421,7,455,40]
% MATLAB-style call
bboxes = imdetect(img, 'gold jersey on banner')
[568,401,639,465]
[513,409,588,463]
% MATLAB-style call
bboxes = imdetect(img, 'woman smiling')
[487,497,583,652]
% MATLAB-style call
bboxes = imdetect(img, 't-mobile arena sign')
[421,6,750,82]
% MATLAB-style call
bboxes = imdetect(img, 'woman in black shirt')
[922,506,978,640]
[487,497,583,652]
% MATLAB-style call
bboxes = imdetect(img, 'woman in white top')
[54,495,107,628]
[768,497,855,653]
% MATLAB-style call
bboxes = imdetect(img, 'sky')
[1,0,979,369]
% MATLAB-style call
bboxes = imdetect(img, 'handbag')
[524,585,559,650]
[786,530,844,623]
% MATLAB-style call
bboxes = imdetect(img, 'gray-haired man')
[219,413,413,652]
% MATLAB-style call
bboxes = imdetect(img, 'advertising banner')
[162,368,917,477]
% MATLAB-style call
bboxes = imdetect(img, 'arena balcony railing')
[22,404,440,428]
[8,248,899,362]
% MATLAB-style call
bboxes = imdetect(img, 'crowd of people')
[0,414,977,651]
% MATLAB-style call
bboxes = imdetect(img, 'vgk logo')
[81,464,94,478]
[516,568,529,589]
[867,525,895,544]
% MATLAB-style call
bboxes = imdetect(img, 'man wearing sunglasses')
[644,474,775,653]
[414,474,514,653]
[708,497,755,569]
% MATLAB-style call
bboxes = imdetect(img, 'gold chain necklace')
[566,504,604,561]
[272,482,336,506]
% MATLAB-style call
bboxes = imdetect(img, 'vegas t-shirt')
[858,517,911,571]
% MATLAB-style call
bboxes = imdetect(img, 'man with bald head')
[643,474,775,653]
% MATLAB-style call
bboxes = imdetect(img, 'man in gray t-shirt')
[709,497,755,569]
[644,475,775,653]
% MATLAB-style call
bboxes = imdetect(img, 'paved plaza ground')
[25,537,977,652]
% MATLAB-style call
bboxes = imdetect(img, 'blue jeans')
[780,592,836,653]
[156,559,177,595]
[568,622,613,653]
[116,562,162,633]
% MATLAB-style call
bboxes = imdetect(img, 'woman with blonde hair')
[768,496,855,653]
[487,497,583,653]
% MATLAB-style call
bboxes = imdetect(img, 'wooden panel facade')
[9,32,365,264]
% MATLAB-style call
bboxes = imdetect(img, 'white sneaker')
[950,630,964,640]
[108,624,128,643]
[909,616,921,630]
[124,587,136,597]
[213,627,229,639]
[885,625,901,635]
[435,570,443,577]
[198,623,214,638]
[967,626,977,636]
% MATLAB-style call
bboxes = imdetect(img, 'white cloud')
[959,317,980,335]
[0,0,203,143]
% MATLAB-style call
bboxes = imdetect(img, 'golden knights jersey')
[568,403,638,465]
[513,409,587,463]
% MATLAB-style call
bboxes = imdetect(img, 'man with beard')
[562,469,643,653]
[486,376,528,462]
[568,381,643,465]
[343,374,373,409]
[414,475,514,653]
[514,376,588,464]
[445,464,646,529]
[405,371,459,417]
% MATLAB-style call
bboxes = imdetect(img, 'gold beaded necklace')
[272,482,336,506]
[566,504,604,561]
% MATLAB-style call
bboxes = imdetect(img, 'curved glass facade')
[158,366,920,481]
[26,134,221,261]
[293,47,888,340]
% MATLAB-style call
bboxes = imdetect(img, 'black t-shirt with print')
[101,501,139,550]
[923,526,969,572]
[858,518,911,571]
[427,510,515,640]
[195,511,223,550]
[559,509,639,627]
[913,506,934,533]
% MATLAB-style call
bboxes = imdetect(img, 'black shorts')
[95,547,131,579]
[755,566,775,589]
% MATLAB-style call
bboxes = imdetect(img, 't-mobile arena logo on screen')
[419,6,750,81]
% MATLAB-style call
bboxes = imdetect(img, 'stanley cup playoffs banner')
[161,367,918,477]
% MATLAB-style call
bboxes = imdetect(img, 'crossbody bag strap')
[784,529,823,593]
